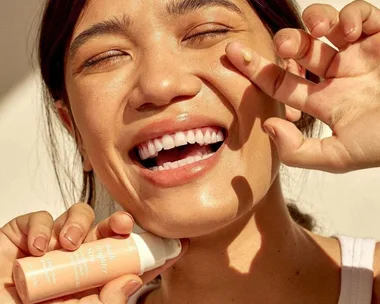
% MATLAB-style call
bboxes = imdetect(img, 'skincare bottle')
[13,232,182,304]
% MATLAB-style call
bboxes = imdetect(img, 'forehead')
[74,0,254,33]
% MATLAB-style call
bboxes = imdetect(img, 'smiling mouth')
[133,126,226,171]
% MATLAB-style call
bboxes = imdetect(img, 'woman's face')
[64,0,285,238]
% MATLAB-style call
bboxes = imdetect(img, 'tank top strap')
[335,235,376,304]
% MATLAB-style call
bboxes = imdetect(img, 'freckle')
[296,271,300,275]
[278,250,281,253]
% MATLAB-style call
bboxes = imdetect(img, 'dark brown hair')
[39,0,318,229]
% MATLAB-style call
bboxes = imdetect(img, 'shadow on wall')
[0,0,43,101]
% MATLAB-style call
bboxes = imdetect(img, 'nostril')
[136,102,158,112]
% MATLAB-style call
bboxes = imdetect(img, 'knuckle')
[68,204,95,229]
[36,210,54,221]
[29,211,54,230]
[303,3,324,16]
[72,203,95,222]
[342,0,365,14]
[302,4,326,20]
[303,4,338,27]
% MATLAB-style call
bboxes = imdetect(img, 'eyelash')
[185,27,231,43]
[82,28,230,69]
[83,50,126,69]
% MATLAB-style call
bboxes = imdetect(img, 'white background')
[0,0,380,238]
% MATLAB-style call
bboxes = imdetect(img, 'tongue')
[156,144,211,166]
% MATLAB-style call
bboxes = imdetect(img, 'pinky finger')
[263,118,353,173]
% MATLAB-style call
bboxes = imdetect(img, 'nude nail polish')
[64,226,83,246]
[33,237,47,253]
[13,232,182,304]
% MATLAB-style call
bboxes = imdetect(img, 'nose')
[129,48,202,110]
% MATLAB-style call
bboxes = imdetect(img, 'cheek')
[66,70,132,148]
[192,40,284,145]
[192,39,284,193]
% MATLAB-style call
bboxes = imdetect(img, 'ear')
[56,101,74,135]
[283,59,306,122]
[55,101,93,172]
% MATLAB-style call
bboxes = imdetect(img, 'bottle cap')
[130,232,182,275]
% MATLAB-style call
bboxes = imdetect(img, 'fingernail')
[307,15,323,32]
[123,280,142,297]
[64,226,83,246]
[343,22,355,36]
[121,212,134,225]
[242,48,253,62]
[33,236,47,252]
[275,36,290,51]
[264,126,276,140]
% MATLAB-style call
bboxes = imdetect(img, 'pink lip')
[129,114,227,187]
[129,114,227,149]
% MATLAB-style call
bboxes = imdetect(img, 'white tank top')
[336,235,376,304]
[128,235,377,304]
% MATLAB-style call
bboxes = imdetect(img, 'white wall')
[1,0,379,238]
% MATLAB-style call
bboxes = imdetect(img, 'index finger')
[84,211,134,243]
[225,41,315,113]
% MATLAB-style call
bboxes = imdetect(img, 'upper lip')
[129,114,227,151]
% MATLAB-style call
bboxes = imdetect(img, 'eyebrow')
[69,15,131,59]
[166,0,242,16]
[69,0,242,59]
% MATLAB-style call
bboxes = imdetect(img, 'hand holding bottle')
[0,203,187,304]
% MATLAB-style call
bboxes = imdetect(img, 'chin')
[130,170,266,239]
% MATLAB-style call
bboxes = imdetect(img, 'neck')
[149,178,340,304]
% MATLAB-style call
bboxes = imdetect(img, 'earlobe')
[82,153,93,172]
[56,101,75,135]
[283,59,304,122]
[55,101,93,172]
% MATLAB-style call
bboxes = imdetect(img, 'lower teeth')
[150,153,215,171]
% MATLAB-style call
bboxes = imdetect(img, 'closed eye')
[82,50,129,70]
[185,28,231,44]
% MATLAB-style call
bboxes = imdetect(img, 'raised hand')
[226,0,380,173]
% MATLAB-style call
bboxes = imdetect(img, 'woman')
[1,0,380,303]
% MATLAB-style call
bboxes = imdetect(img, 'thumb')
[263,118,349,173]
[264,118,305,167]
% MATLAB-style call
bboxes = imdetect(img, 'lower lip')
[136,144,225,188]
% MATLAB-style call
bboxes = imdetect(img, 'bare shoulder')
[371,243,380,303]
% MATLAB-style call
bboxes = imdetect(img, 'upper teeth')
[137,127,224,160]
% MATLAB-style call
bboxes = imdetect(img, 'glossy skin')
[63,0,287,239]
[1,0,380,303]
